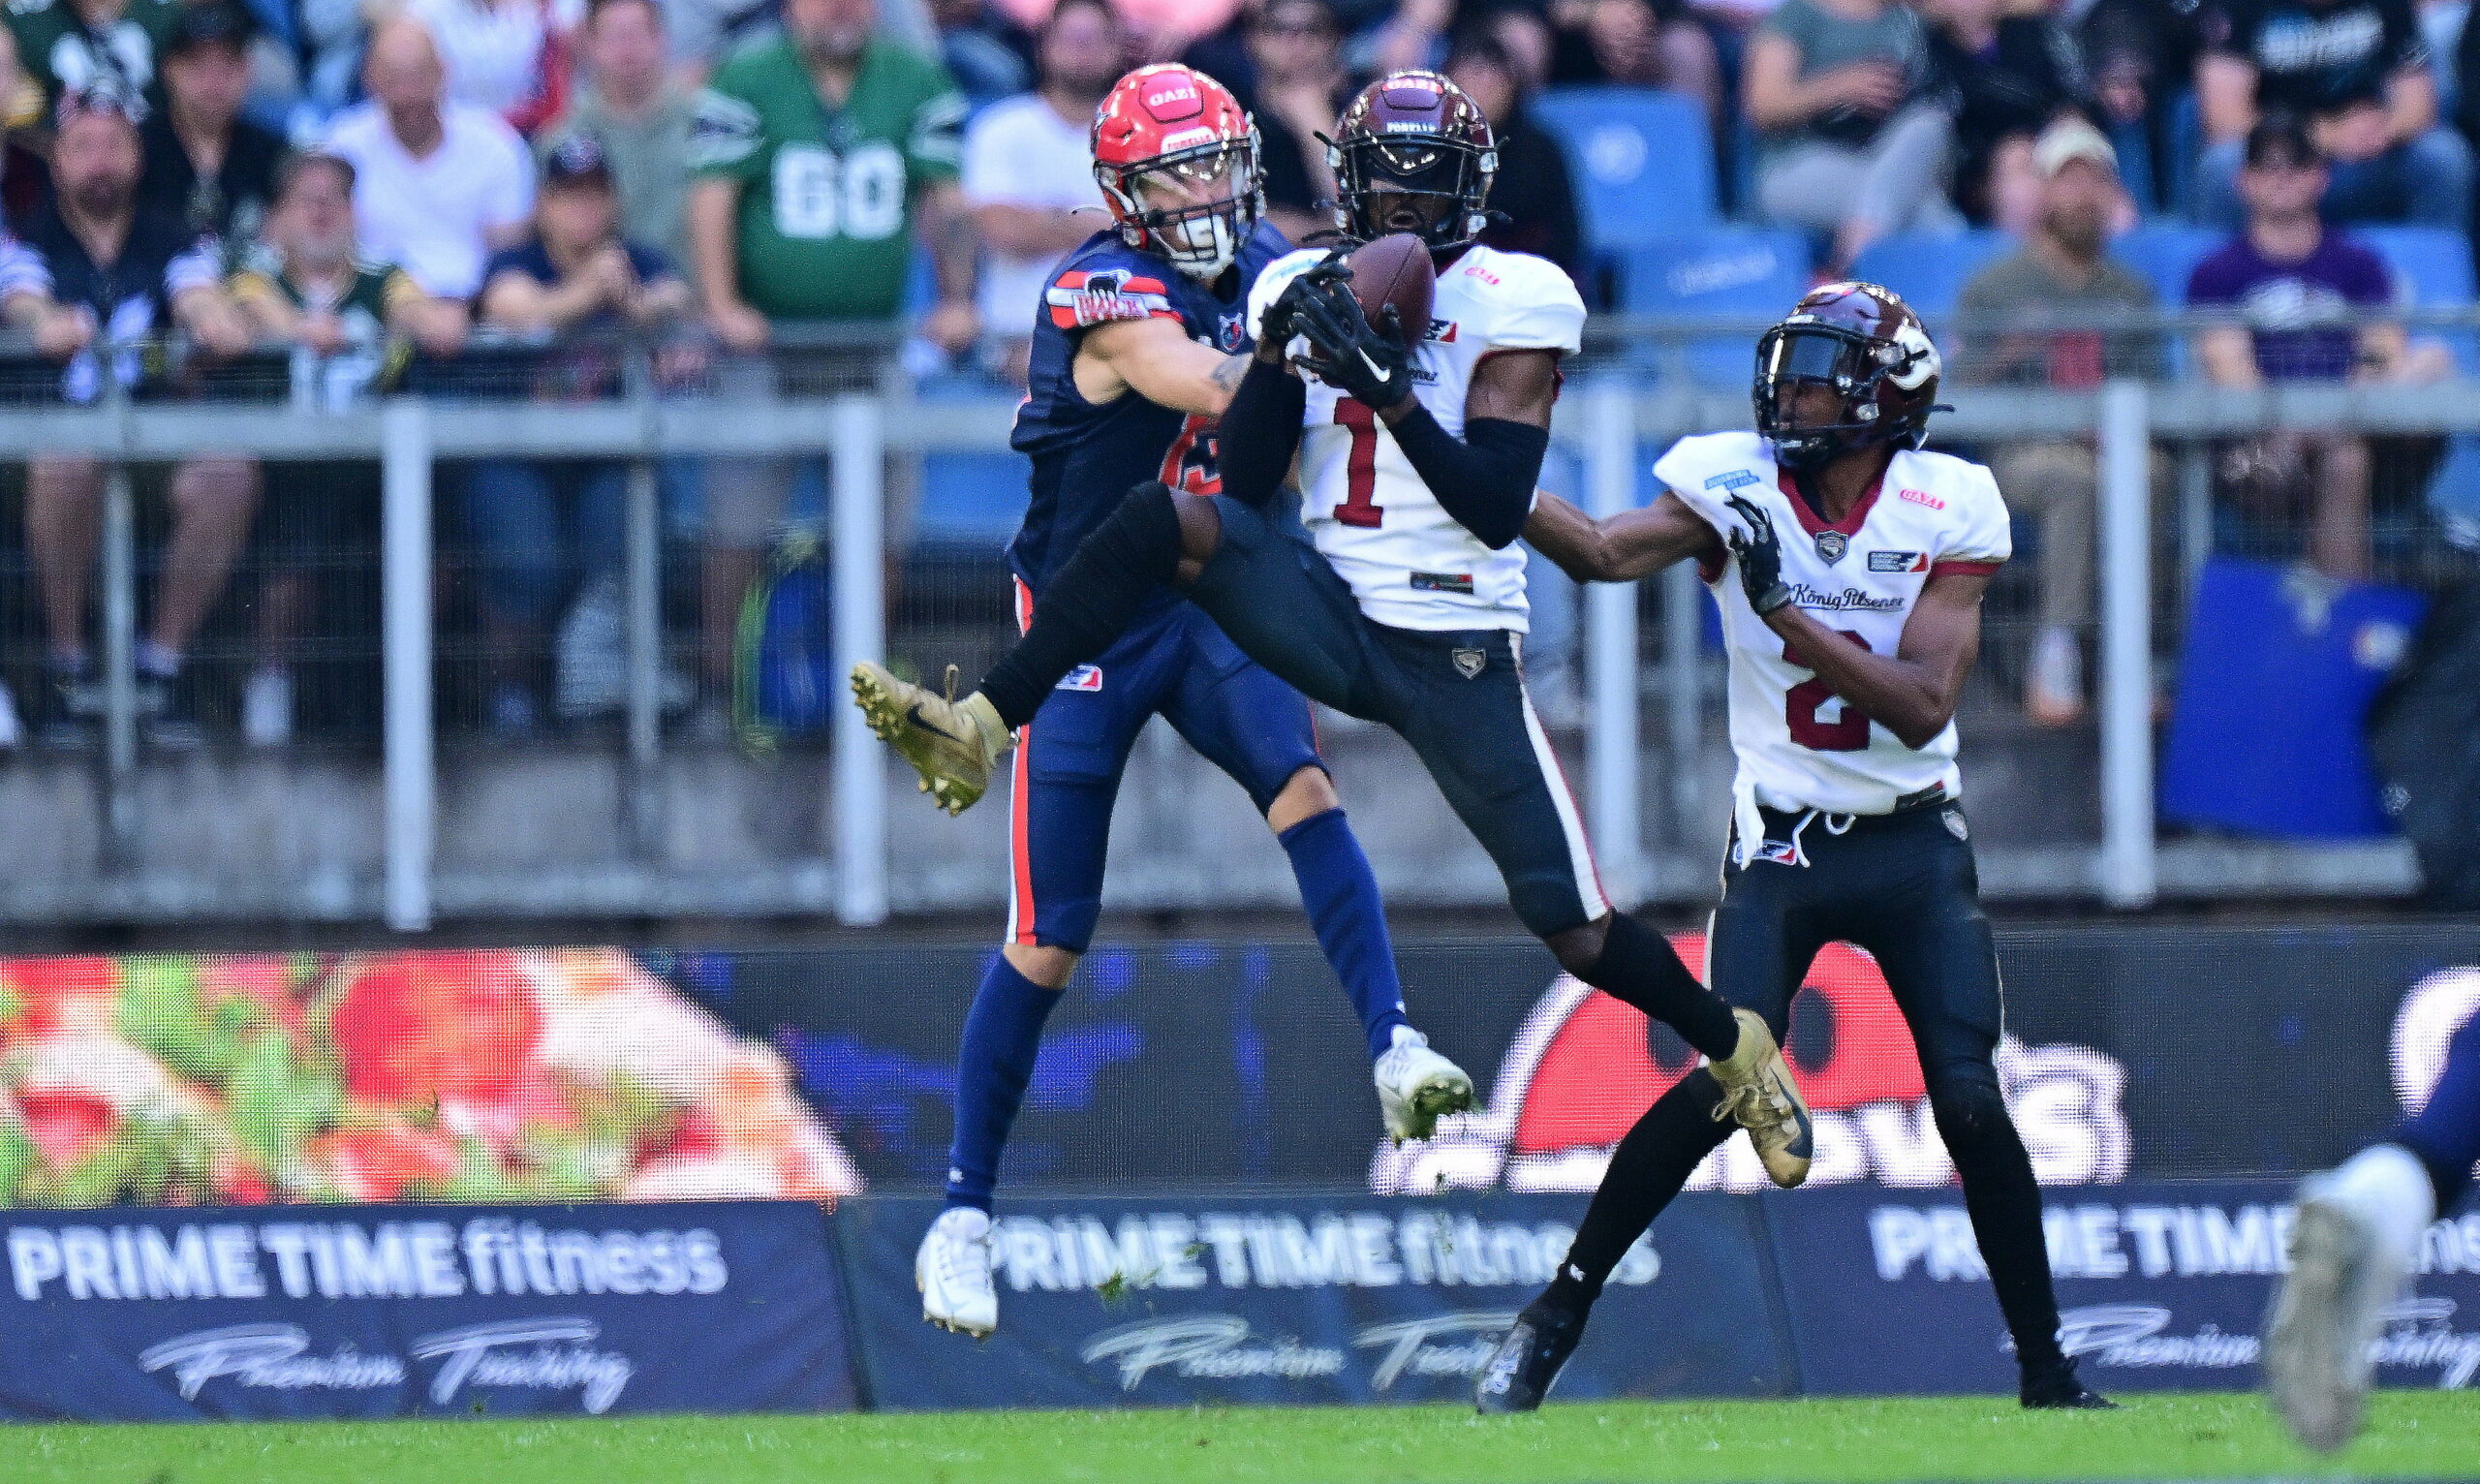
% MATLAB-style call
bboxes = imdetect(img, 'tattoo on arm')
[1210,355,1248,394]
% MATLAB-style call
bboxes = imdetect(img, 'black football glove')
[1292,277,1414,411]
[1258,249,1351,352]
[1723,494,1793,615]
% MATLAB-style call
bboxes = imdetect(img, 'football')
[1348,232,1435,348]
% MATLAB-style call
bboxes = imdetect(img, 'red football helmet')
[1753,281,1946,470]
[1091,64,1263,280]
[1328,70,1497,251]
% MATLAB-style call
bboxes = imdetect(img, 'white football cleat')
[916,1206,998,1339]
[1374,1025,1474,1144]
[2264,1147,2432,1454]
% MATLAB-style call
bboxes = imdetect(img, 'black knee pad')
[1926,1068,2010,1149]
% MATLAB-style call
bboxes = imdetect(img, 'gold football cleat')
[1709,1008,1814,1188]
[850,661,1011,816]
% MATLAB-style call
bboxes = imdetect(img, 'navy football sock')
[945,954,1064,1212]
[2398,1007,2480,1213]
[1279,806,1410,1061]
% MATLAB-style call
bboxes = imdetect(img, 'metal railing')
[2,312,2473,927]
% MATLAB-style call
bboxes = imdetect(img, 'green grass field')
[8,1392,2480,1484]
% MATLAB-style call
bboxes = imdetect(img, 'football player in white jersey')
[1474,283,2115,1414]
[850,70,1814,1190]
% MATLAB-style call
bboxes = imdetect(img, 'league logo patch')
[1704,469,1759,492]
[1451,647,1487,679]
[1868,549,1928,572]
[1943,809,1969,842]
[1752,839,1801,867]
[1056,665,1104,692]
[1813,530,1849,565]
[1422,319,1458,343]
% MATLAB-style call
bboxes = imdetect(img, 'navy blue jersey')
[1007,222,1291,595]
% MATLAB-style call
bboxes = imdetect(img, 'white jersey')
[1653,431,2011,843]
[1245,243,1586,632]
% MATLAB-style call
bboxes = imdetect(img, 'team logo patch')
[1868,549,1928,573]
[1056,665,1103,692]
[1943,809,1969,842]
[1451,647,1487,679]
[1813,530,1848,565]
[1704,469,1758,492]
[1045,268,1175,329]
[1900,487,1944,510]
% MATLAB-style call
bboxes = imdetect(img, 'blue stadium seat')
[1532,88,1718,261]
[1619,229,1814,386]
[2359,225,2477,370]
[2359,226,2477,305]
[913,381,1027,551]
[2114,223,2221,304]
[1844,229,2009,321]
[915,451,1028,551]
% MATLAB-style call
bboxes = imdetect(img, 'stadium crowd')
[0,0,2473,743]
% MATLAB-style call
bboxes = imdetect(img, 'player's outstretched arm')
[1524,491,1725,583]
[1766,570,1991,751]
[1076,316,1252,417]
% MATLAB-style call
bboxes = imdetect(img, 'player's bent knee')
[1167,488,1223,574]
[1264,766,1338,833]
[1924,1071,2010,1145]
[1543,913,1611,975]
[1003,942,1080,991]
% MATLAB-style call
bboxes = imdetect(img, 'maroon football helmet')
[1753,281,1946,470]
[1327,70,1497,251]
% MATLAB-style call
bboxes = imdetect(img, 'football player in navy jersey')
[855,64,1473,1341]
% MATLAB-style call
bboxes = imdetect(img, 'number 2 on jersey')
[1784,631,1872,751]
[1332,399,1383,528]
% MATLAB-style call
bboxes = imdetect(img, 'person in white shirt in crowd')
[962,0,1120,385]
[321,15,535,298]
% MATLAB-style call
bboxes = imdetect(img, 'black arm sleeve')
[1215,356,1307,509]
[1384,405,1552,550]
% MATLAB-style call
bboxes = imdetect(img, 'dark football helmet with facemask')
[1753,281,1946,470]
[1327,70,1497,251]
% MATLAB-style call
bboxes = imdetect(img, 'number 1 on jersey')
[1332,399,1384,528]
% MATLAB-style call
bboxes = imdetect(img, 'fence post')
[99,462,139,871]
[2098,380,2156,908]
[382,400,435,933]
[830,393,890,925]
[1583,377,1642,908]
[623,455,663,858]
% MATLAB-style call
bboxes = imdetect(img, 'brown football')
[1348,232,1436,349]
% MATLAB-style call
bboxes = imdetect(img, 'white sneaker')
[916,1206,998,1338]
[1373,1025,1475,1144]
[2264,1148,2430,1453]
[241,666,294,749]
